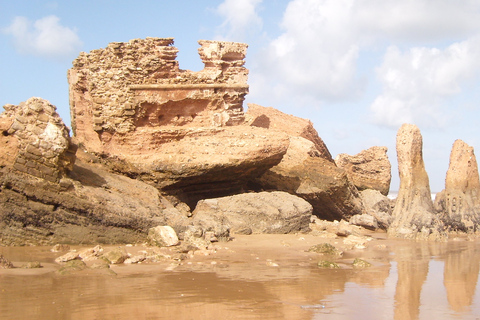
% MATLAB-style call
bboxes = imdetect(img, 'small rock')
[0,254,14,269]
[352,258,372,268]
[124,254,146,264]
[79,245,104,261]
[317,260,339,269]
[55,251,80,263]
[349,214,378,230]
[103,248,129,264]
[308,243,343,256]
[148,225,180,247]
[22,261,42,269]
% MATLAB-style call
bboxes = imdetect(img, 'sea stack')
[389,124,441,238]
[439,139,480,231]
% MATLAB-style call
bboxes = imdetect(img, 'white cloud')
[248,0,480,116]
[215,0,263,42]
[370,37,480,128]
[3,15,82,59]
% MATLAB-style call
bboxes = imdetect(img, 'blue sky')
[2,0,480,192]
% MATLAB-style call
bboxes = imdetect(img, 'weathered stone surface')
[256,136,365,221]
[359,189,393,229]
[349,214,378,230]
[103,248,129,264]
[436,140,480,231]
[246,103,333,161]
[1,98,77,182]
[389,124,442,238]
[68,38,289,207]
[0,157,182,246]
[335,146,391,195]
[192,191,313,236]
[55,251,80,263]
[148,226,180,247]
[69,38,248,149]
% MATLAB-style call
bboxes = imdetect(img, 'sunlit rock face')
[1,97,76,182]
[335,146,391,196]
[68,38,291,206]
[389,124,443,239]
[435,139,480,231]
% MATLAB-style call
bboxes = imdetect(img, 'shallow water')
[1,236,480,320]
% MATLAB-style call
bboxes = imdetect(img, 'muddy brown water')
[1,233,480,320]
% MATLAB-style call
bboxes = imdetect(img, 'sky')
[1,0,480,192]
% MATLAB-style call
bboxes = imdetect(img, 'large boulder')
[256,136,365,221]
[192,191,313,236]
[435,140,480,231]
[388,124,442,238]
[335,146,391,196]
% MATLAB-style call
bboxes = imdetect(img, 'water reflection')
[1,238,479,319]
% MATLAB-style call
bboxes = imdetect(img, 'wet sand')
[1,232,480,319]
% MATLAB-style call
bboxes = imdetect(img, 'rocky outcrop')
[255,136,365,221]
[68,38,289,207]
[389,124,442,238]
[335,146,391,196]
[435,140,480,231]
[192,191,313,236]
[0,154,188,245]
[246,103,333,161]
[1,98,77,182]
[68,38,249,147]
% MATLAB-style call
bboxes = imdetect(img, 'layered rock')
[68,38,289,207]
[435,140,480,231]
[1,98,77,182]
[335,146,391,196]
[246,103,333,161]
[389,124,442,238]
[192,191,313,236]
[0,157,191,245]
[256,136,365,221]
[68,37,249,151]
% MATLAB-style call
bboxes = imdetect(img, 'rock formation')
[67,38,289,207]
[435,140,480,231]
[1,98,76,182]
[246,103,333,161]
[192,191,313,236]
[245,104,365,220]
[389,124,442,238]
[335,146,391,196]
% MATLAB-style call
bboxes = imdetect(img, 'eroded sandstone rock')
[389,124,442,238]
[436,140,480,231]
[246,103,333,161]
[359,189,393,229]
[335,146,391,195]
[256,136,365,221]
[68,38,289,206]
[2,98,77,182]
[192,191,313,236]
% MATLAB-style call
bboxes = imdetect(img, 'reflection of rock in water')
[443,242,480,312]
[393,242,430,320]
